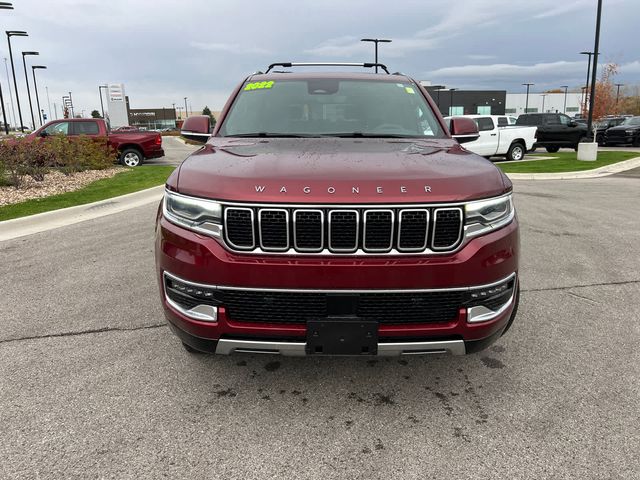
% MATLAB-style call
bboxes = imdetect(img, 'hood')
[176,138,509,204]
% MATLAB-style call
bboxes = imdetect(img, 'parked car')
[604,116,640,146]
[444,114,536,161]
[156,63,520,357]
[515,113,588,152]
[595,117,626,146]
[28,118,164,166]
[113,126,140,132]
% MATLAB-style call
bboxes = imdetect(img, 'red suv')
[155,63,519,356]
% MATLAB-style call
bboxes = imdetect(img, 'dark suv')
[516,113,588,152]
[156,62,519,357]
[596,117,627,146]
[604,116,640,146]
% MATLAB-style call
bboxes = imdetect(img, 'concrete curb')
[0,185,165,242]
[505,156,640,180]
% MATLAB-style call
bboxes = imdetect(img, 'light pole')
[449,88,457,115]
[45,85,51,120]
[31,65,46,126]
[560,85,569,114]
[614,83,624,110]
[540,94,547,113]
[586,0,602,137]
[431,85,445,114]
[522,83,534,113]
[4,58,16,130]
[580,51,593,117]
[183,97,188,118]
[21,50,38,129]
[360,38,392,73]
[98,84,107,118]
[0,3,13,134]
[6,30,27,131]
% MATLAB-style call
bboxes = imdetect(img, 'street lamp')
[560,85,569,114]
[31,65,46,126]
[183,97,188,118]
[614,83,624,108]
[586,0,602,136]
[522,83,534,113]
[6,30,27,131]
[580,51,593,117]
[0,3,14,134]
[98,84,107,118]
[360,38,392,73]
[21,50,38,129]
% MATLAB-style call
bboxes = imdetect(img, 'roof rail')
[265,62,390,74]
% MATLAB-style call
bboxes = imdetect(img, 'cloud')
[467,54,497,61]
[428,60,587,80]
[190,42,271,55]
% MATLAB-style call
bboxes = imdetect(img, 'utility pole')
[522,83,534,113]
[586,0,602,137]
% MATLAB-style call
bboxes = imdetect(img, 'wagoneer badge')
[254,185,432,194]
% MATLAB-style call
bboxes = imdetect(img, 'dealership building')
[420,82,584,117]
[126,98,177,130]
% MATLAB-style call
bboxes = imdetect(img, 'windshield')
[622,117,640,126]
[219,78,445,138]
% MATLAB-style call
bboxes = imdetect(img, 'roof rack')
[265,62,390,74]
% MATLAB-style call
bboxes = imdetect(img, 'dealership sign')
[108,84,125,103]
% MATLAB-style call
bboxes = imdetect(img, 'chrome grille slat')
[222,205,464,255]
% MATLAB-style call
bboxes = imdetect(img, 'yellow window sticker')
[244,81,275,91]
[405,87,415,94]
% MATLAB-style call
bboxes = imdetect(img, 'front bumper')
[155,214,519,355]
[604,135,635,145]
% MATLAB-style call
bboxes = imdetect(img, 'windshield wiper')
[223,133,324,138]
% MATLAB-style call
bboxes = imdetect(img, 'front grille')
[223,204,465,254]
[221,289,464,325]
[605,130,626,138]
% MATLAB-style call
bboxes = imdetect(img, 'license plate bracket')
[306,317,378,355]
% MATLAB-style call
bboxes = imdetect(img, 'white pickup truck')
[445,115,537,161]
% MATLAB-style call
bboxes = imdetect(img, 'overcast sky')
[1,0,638,123]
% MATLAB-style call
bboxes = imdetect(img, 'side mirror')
[39,131,48,138]
[449,117,480,144]
[181,115,212,143]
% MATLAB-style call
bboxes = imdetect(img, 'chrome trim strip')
[215,339,307,356]
[209,192,512,210]
[377,340,465,356]
[180,131,212,137]
[467,289,516,324]
[163,270,516,295]
[432,207,463,251]
[328,210,359,253]
[214,338,465,356]
[397,208,429,252]
[293,209,324,252]
[363,209,394,253]
[258,208,289,252]
[224,207,255,250]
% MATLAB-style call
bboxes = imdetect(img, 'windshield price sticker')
[244,81,275,91]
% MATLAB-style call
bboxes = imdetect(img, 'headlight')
[464,194,514,238]
[626,130,635,135]
[163,190,223,237]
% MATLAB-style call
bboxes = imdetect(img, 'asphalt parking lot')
[1,159,639,478]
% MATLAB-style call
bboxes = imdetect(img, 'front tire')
[545,146,560,153]
[506,142,525,161]
[120,148,143,167]
[182,342,205,354]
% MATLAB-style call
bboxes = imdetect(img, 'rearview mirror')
[181,115,212,143]
[449,117,480,144]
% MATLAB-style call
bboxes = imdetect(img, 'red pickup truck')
[28,118,164,166]
[156,63,519,357]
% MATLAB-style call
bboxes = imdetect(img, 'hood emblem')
[254,185,432,194]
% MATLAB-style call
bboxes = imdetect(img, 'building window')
[449,106,464,115]
[505,108,516,114]
[566,107,579,113]
[525,108,538,113]
[477,106,491,115]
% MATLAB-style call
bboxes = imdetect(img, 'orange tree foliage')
[583,63,618,119]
